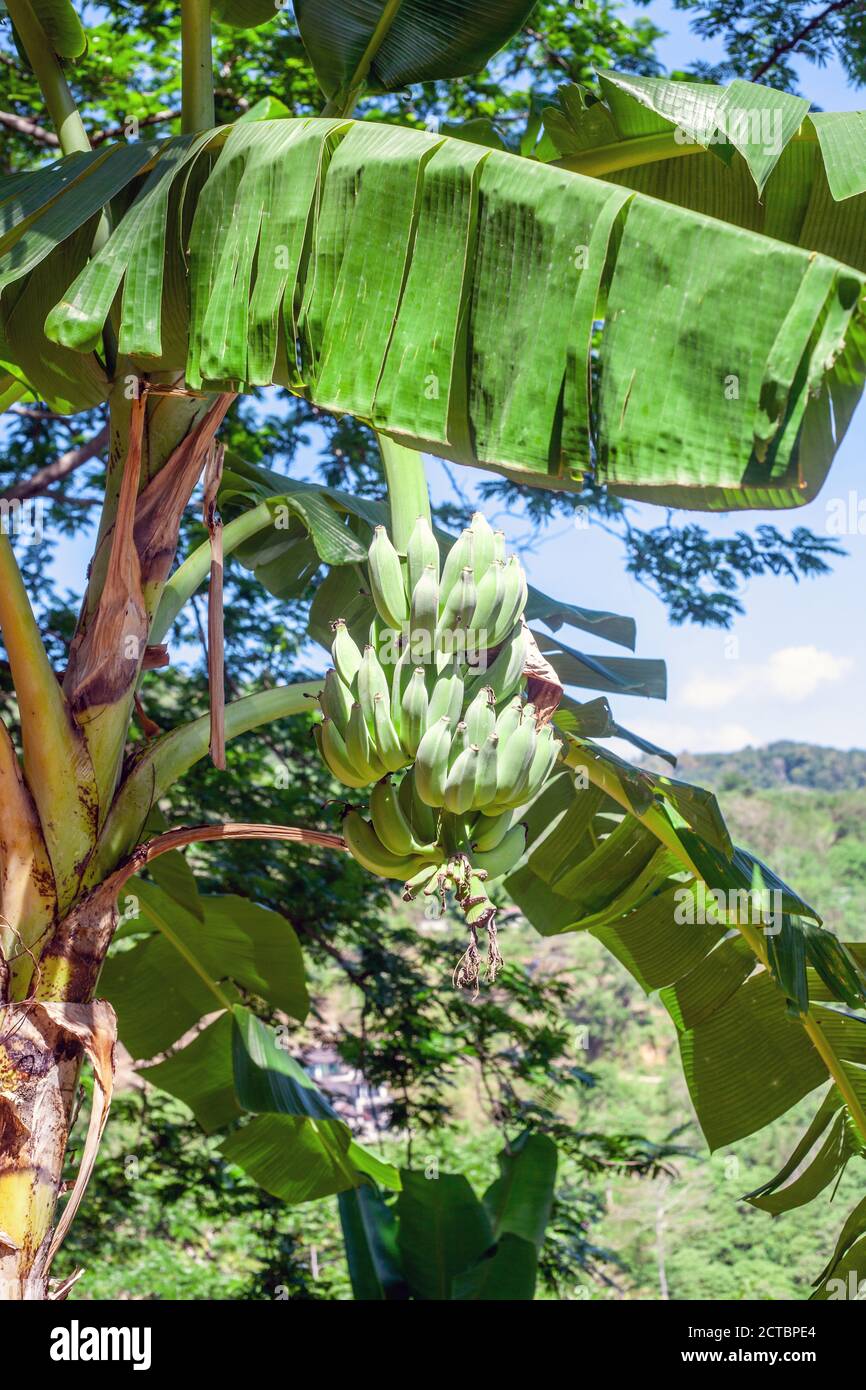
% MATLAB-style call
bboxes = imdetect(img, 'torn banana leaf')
[2,110,863,507]
[505,736,866,1162]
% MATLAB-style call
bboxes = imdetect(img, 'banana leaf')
[504,731,866,1283]
[293,0,538,99]
[2,103,863,507]
[100,859,397,1202]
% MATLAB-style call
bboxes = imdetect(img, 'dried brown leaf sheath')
[523,624,564,723]
[64,393,147,712]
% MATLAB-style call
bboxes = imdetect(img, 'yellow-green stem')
[181,0,215,134]
[3,0,90,156]
[0,534,97,908]
[379,435,432,554]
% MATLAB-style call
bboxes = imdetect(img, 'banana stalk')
[0,534,98,911]
[0,715,56,997]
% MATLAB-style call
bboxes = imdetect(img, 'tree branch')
[750,0,857,82]
[91,108,181,146]
[0,424,109,502]
[0,109,58,147]
[0,104,180,152]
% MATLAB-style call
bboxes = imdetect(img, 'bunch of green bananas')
[312,511,563,991]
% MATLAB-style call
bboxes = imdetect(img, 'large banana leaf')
[0,0,86,57]
[543,71,866,509]
[100,857,398,1202]
[546,71,866,242]
[100,876,309,1057]
[504,733,866,1282]
[339,1132,556,1300]
[211,0,536,89]
[292,0,537,99]
[3,102,865,507]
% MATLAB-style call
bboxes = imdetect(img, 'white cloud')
[610,722,757,758]
[680,645,853,712]
[764,646,853,701]
[680,672,741,711]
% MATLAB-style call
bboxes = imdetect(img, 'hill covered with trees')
[671,742,866,794]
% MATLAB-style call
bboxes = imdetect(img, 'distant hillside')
[659,741,866,793]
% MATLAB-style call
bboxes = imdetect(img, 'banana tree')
[0,0,865,1301]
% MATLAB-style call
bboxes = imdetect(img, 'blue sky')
[36,0,866,757]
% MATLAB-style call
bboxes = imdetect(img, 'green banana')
[543,724,562,778]
[465,686,495,746]
[495,710,536,806]
[408,563,438,664]
[370,777,435,856]
[369,621,399,691]
[407,514,440,595]
[464,874,495,928]
[489,555,527,646]
[331,619,363,689]
[414,716,452,807]
[471,806,514,852]
[474,822,527,880]
[316,719,370,789]
[357,644,391,730]
[368,525,409,630]
[444,743,480,815]
[471,623,526,704]
[343,810,429,882]
[319,668,353,736]
[517,722,561,804]
[373,694,407,774]
[473,732,499,811]
[400,666,429,756]
[493,529,506,563]
[469,512,495,583]
[439,565,477,636]
[439,529,473,612]
[427,664,464,725]
[470,559,504,638]
[398,768,438,844]
[450,720,469,765]
[494,696,523,742]
[402,862,441,899]
[389,642,413,735]
[345,701,383,783]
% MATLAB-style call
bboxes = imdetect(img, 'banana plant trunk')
[0,384,229,1299]
[0,894,115,1298]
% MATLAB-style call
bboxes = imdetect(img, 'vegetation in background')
[2,0,866,1302]
[57,743,866,1301]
